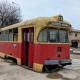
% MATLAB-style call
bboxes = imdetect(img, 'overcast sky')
[1,0,80,29]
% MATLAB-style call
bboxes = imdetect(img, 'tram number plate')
[60,59,71,64]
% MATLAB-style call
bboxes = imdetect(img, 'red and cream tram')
[0,14,72,72]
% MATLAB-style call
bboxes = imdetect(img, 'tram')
[0,14,72,72]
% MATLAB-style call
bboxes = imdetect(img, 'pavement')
[70,50,80,55]
[70,48,80,54]
[73,50,80,54]
[0,58,80,80]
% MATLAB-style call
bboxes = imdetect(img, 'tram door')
[22,29,29,66]
[22,28,34,68]
[28,27,34,68]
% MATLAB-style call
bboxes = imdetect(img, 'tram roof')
[0,14,71,31]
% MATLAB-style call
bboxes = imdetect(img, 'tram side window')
[38,29,47,42]
[0,32,2,41]
[5,30,9,41]
[9,29,13,41]
[13,28,18,41]
[0,32,1,41]
[0,31,9,41]
[1,31,5,41]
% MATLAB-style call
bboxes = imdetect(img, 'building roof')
[71,28,80,32]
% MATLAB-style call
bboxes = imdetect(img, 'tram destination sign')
[48,21,70,27]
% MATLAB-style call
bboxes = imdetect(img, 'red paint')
[21,42,26,65]
[0,42,22,58]
[34,44,70,64]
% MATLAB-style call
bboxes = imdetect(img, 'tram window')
[0,32,1,41]
[24,32,26,41]
[24,32,29,42]
[38,28,47,42]
[0,32,2,41]
[49,29,58,42]
[13,34,18,41]
[27,33,29,42]
[59,30,68,43]
[13,28,18,41]
[1,31,5,41]
[23,32,25,41]
[9,29,13,41]
[13,28,18,33]
[9,29,13,33]
[9,33,13,41]
[31,32,33,43]
[5,30,9,41]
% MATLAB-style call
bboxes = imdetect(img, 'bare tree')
[0,1,22,28]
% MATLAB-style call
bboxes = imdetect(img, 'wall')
[69,31,80,47]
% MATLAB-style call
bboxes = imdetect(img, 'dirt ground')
[70,54,80,59]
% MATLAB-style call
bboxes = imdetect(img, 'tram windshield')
[38,28,68,43]
[49,29,58,42]
[59,30,68,43]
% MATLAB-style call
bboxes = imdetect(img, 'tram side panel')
[0,42,22,65]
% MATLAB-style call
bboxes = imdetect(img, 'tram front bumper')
[44,59,72,65]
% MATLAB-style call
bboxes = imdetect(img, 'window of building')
[75,33,77,37]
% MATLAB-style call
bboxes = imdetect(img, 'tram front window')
[59,30,68,43]
[38,28,47,42]
[38,28,68,43]
[38,28,58,42]
[49,29,58,42]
